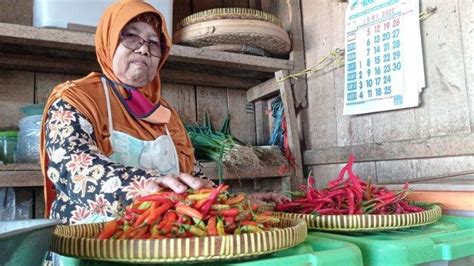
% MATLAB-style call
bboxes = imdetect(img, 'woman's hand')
[248,192,291,206]
[145,173,214,194]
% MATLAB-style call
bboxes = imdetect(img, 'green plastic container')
[59,235,363,266]
[309,215,474,266]
[20,103,45,117]
[224,235,363,266]
[0,131,18,163]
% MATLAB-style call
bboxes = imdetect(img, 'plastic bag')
[16,115,42,163]
[0,187,16,221]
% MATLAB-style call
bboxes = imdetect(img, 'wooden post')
[275,70,304,189]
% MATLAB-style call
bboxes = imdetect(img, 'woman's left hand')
[144,173,214,194]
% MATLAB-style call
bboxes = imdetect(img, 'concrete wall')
[300,0,474,189]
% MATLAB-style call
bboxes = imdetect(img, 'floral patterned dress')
[45,99,168,224]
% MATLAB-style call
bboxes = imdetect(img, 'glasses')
[120,32,164,57]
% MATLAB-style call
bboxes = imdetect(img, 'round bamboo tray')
[173,18,291,56]
[176,8,282,30]
[274,202,442,232]
[201,44,270,57]
[51,218,307,263]
[174,8,290,55]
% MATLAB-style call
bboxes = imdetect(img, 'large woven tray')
[275,202,442,232]
[51,218,307,263]
[176,8,282,29]
[173,19,291,56]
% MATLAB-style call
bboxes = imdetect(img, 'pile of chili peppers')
[275,155,426,215]
[97,184,280,240]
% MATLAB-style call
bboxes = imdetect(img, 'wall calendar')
[344,0,425,115]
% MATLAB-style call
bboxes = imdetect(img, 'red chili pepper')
[194,198,207,210]
[240,220,259,226]
[136,192,173,202]
[134,206,153,227]
[224,215,236,226]
[219,208,239,217]
[224,193,246,205]
[399,201,424,213]
[176,203,204,220]
[144,201,173,225]
[235,211,251,222]
[98,220,118,240]
[343,188,354,214]
[207,216,218,236]
[200,184,225,217]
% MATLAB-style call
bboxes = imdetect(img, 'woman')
[40,0,212,225]
[40,0,287,225]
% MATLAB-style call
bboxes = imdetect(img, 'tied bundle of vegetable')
[97,185,280,240]
[185,112,288,181]
[276,155,426,215]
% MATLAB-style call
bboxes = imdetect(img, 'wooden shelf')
[0,163,43,187]
[0,162,291,188]
[0,22,293,89]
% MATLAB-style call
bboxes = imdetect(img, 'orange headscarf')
[40,0,195,218]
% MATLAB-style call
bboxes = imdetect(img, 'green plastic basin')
[0,219,62,266]
[309,215,474,265]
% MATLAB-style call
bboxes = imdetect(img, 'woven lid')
[176,8,282,30]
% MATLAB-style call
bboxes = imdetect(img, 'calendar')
[343,0,425,115]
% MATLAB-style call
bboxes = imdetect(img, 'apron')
[80,78,180,224]
[51,79,181,265]
[101,77,180,175]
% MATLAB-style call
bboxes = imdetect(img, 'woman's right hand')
[145,173,214,194]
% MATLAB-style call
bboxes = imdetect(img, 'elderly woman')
[40,0,287,227]
[40,0,213,225]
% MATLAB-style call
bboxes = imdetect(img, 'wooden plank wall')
[301,0,474,188]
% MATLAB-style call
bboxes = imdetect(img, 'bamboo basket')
[51,218,307,263]
[173,8,291,56]
[274,202,442,232]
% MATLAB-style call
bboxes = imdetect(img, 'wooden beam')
[303,133,474,165]
[0,22,95,52]
[168,45,293,73]
[0,162,292,187]
[283,0,308,109]
[385,183,474,192]
[0,51,261,89]
[161,69,259,89]
[247,77,279,102]
[0,22,293,77]
[275,70,304,189]
[0,51,99,75]
[262,0,308,108]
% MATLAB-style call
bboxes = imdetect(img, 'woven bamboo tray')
[51,218,307,263]
[176,8,282,29]
[274,202,442,232]
[173,8,290,56]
